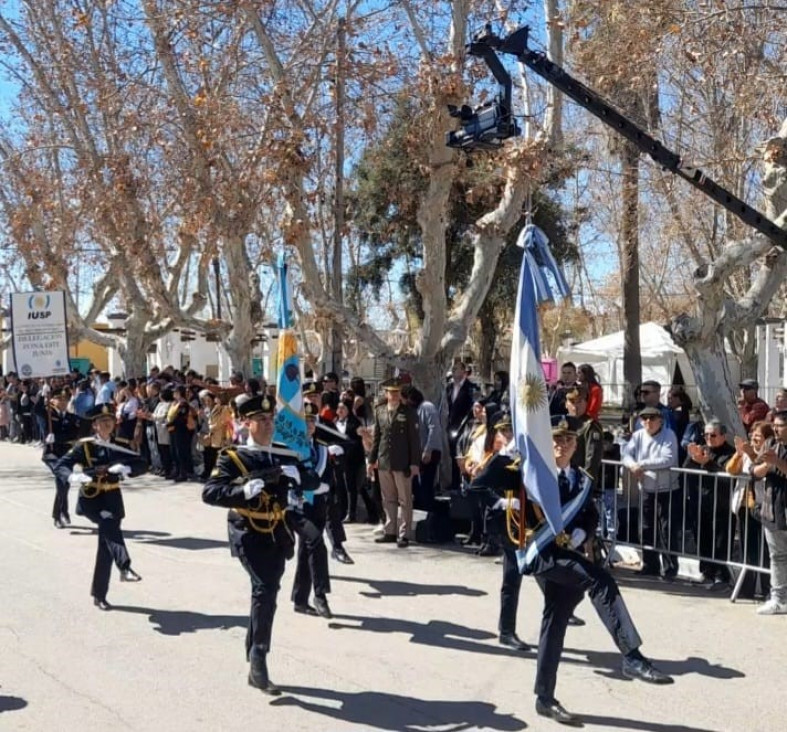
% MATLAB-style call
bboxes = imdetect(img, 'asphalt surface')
[0,441,782,731]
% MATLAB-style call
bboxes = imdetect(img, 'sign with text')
[10,291,71,378]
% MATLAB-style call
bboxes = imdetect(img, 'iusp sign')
[10,291,71,378]
[26,293,52,320]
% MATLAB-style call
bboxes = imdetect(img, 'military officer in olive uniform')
[368,377,421,548]
[202,395,318,694]
[54,404,148,610]
[42,387,83,528]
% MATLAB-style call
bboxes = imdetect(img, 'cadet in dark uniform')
[290,402,334,619]
[54,404,148,610]
[202,395,317,694]
[303,381,355,564]
[521,417,673,726]
[469,412,531,652]
[42,388,82,528]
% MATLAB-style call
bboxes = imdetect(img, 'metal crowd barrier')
[598,460,771,602]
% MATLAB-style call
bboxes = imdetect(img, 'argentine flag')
[273,252,310,461]
[510,224,570,537]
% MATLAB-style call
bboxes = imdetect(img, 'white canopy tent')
[556,322,708,406]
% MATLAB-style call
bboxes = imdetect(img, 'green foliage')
[348,95,576,323]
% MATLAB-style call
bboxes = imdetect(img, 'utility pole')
[329,16,346,374]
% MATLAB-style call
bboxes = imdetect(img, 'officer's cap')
[87,403,116,421]
[237,394,274,419]
[551,415,577,437]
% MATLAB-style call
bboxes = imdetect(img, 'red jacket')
[586,382,603,420]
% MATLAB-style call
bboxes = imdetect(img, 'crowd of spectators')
[2,357,785,614]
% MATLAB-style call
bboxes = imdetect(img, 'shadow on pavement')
[270,686,527,731]
[562,647,745,681]
[580,713,721,732]
[109,605,246,636]
[0,695,28,714]
[332,576,487,598]
[141,536,228,551]
[327,614,531,659]
[610,570,737,600]
[68,527,172,540]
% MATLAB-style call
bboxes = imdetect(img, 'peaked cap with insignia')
[237,394,274,419]
[87,403,116,421]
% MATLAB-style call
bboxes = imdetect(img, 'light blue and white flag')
[273,252,310,461]
[510,224,570,538]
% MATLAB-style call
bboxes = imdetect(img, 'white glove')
[493,497,521,511]
[99,510,115,520]
[108,464,132,478]
[45,433,55,445]
[281,464,301,485]
[569,528,587,549]
[327,444,344,457]
[243,478,266,500]
[287,489,304,509]
[69,471,92,486]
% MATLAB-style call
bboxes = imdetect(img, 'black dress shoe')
[461,535,482,546]
[62,513,71,526]
[120,568,142,582]
[93,597,112,611]
[476,543,501,557]
[622,656,674,685]
[567,615,585,627]
[314,595,333,619]
[331,547,355,564]
[636,566,660,577]
[499,632,530,651]
[248,656,281,695]
[374,534,397,544]
[294,604,319,616]
[396,537,410,548]
[535,697,583,727]
[54,517,64,529]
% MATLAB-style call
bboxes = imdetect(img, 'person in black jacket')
[42,388,82,528]
[521,417,673,726]
[202,394,319,693]
[54,404,148,610]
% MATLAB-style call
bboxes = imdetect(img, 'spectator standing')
[486,370,510,409]
[576,364,603,420]
[634,381,676,433]
[751,411,787,614]
[446,361,476,490]
[368,377,421,548]
[72,379,95,419]
[549,362,577,417]
[684,419,736,589]
[766,388,787,423]
[621,406,680,578]
[404,386,442,511]
[199,390,231,480]
[738,379,770,435]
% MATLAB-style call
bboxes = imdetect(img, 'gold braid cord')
[225,450,284,535]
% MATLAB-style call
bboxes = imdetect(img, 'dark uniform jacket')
[54,437,148,521]
[472,453,597,572]
[369,403,421,473]
[45,407,82,458]
[569,415,604,488]
[202,443,319,558]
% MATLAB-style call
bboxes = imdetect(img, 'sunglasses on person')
[704,432,722,438]
[641,415,662,421]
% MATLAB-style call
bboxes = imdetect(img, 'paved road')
[0,442,781,731]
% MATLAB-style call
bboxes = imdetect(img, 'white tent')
[557,322,701,406]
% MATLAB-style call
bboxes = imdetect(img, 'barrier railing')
[598,460,771,602]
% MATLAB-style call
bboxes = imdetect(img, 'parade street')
[0,441,782,732]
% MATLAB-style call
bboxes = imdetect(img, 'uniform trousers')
[324,488,347,550]
[237,538,288,657]
[290,504,331,605]
[499,545,524,635]
[90,517,131,602]
[378,469,413,539]
[532,548,642,700]
[51,475,70,520]
[640,490,681,574]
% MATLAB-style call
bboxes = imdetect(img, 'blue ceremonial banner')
[510,224,570,537]
[273,253,310,461]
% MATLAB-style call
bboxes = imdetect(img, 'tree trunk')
[621,142,642,414]
[475,305,496,387]
[674,323,744,434]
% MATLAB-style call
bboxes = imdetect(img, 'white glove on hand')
[45,433,55,445]
[287,489,304,509]
[243,478,266,500]
[99,510,114,520]
[492,497,521,511]
[569,528,587,549]
[327,444,344,457]
[69,472,93,486]
[108,464,132,479]
[281,465,301,485]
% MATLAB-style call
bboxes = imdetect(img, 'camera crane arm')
[462,25,787,249]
